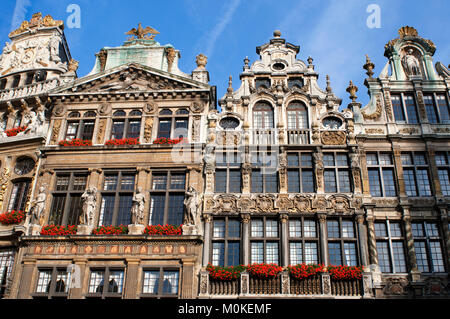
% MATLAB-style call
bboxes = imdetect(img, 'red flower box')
[0,210,25,225]
[92,224,128,235]
[104,138,140,146]
[206,263,247,281]
[40,224,77,236]
[152,137,188,145]
[287,263,325,280]
[246,263,283,279]
[58,138,92,146]
[327,265,364,280]
[143,224,182,236]
[5,126,27,137]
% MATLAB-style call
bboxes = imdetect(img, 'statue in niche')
[184,186,200,226]
[48,36,62,65]
[80,186,97,226]
[17,109,45,136]
[402,49,421,76]
[131,186,146,225]
[29,186,46,225]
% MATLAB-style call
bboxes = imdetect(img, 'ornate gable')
[52,63,209,95]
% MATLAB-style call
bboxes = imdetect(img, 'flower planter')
[104,138,140,146]
[152,137,188,145]
[206,264,246,281]
[40,225,77,236]
[143,224,182,236]
[58,139,92,146]
[0,210,25,225]
[5,126,27,137]
[287,263,325,280]
[326,265,363,280]
[92,225,128,235]
[246,263,283,279]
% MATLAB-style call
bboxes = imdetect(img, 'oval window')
[14,157,35,175]
[322,116,343,129]
[219,117,240,130]
[272,62,285,71]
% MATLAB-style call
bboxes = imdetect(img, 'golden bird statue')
[125,23,159,40]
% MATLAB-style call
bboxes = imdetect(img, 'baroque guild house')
[0,14,448,299]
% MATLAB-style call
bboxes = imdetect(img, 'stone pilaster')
[69,258,87,299]
[392,147,406,196]
[426,147,442,196]
[17,259,35,299]
[280,213,289,267]
[181,258,196,299]
[401,206,421,282]
[317,212,328,266]
[202,214,212,266]
[241,213,250,265]
[437,207,450,271]
[124,258,140,299]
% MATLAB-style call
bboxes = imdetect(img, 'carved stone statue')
[131,186,146,225]
[203,144,215,168]
[17,110,45,136]
[29,186,46,225]
[80,186,97,226]
[313,152,324,170]
[402,49,421,76]
[184,186,200,226]
[48,36,62,65]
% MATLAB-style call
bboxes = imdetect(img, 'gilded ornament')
[125,23,159,40]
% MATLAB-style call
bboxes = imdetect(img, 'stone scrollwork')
[321,130,346,145]
[361,95,382,120]
[0,167,11,209]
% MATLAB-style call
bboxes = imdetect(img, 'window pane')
[167,194,184,225]
[401,153,413,165]
[213,220,225,238]
[99,195,115,226]
[426,223,439,237]
[336,154,348,166]
[416,169,431,196]
[150,194,165,225]
[170,174,185,190]
[251,170,263,193]
[81,121,95,140]
[327,221,339,238]
[391,95,405,121]
[343,243,357,266]
[143,271,159,294]
[324,170,336,193]
[392,242,407,273]
[328,243,341,265]
[366,153,378,165]
[404,95,418,124]
[342,221,354,238]
[304,220,316,237]
[228,220,241,237]
[323,154,334,166]
[265,173,278,193]
[127,120,141,139]
[251,220,263,237]
[403,169,417,196]
[301,154,313,167]
[435,152,448,165]
[67,195,83,226]
[117,195,133,225]
[158,119,171,138]
[375,222,388,237]
[382,169,397,196]
[251,242,264,263]
[120,174,135,190]
[390,223,402,237]
[162,271,179,294]
[174,119,188,138]
[65,122,79,140]
[56,175,70,191]
[287,170,300,193]
[152,174,167,190]
[290,242,302,264]
[49,195,66,225]
[412,223,424,237]
[36,270,52,293]
[111,120,125,139]
[104,175,118,191]
[266,242,279,264]
[368,169,382,197]
[414,241,429,272]
[376,242,391,272]
[108,270,124,293]
[287,154,299,166]
[424,95,438,123]
[227,242,240,266]
[212,242,224,266]
[436,94,450,122]
[88,270,105,293]
[429,241,445,272]
[215,170,226,193]
[302,170,314,193]
[304,242,318,264]
[72,175,87,191]
[338,170,351,192]
[379,153,392,165]
[228,170,241,193]
[265,220,278,238]
[289,220,302,237]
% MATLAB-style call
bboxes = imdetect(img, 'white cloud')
[201,0,241,58]
[10,0,31,32]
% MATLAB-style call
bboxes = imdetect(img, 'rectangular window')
[402,152,432,196]
[436,94,450,122]
[435,151,450,196]
[404,94,418,124]
[142,268,179,298]
[99,172,135,226]
[424,94,438,123]
[327,219,358,266]
[288,218,319,265]
[211,218,241,266]
[412,221,445,273]
[287,153,314,193]
[87,268,124,298]
[391,95,405,122]
[49,173,87,226]
[0,249,15,298]
[34,267,72,299]
[150,171,186,226]
[215,152,242,193]
[7,180,30,212]
[375,221,407,273]
[366,152,397,197]
[250,218,280,264]
[324,152,352,193]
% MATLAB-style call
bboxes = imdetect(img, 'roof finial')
[243,56,250,70]
[273,30,281,38]
[346,81,358,102]
[227,75,233,93]
[326,75,332,93]
[363,54,375,78]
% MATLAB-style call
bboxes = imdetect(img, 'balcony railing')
[250,129,311,145]
[286,129,310,145]
[200,271,372,298]
[252,129,276,145]
[0,78,59,101]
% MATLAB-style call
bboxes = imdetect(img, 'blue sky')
[1,0,449,108]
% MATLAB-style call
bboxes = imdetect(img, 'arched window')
[253,102,274,129]
[8,179,31,211]
[157,109,189,139]
[111,110,142,139]
[65,111,95,141]
[287,101,308,129]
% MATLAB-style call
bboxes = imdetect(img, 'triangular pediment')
[52,63,209,94]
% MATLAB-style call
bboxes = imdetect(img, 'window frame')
[33,266,72,299]
[86,267,125,299]
[157,109,189,139]
[249,217,280,264]
[287,152,315,193]
[323,152,352,193]
[326,217,360,266]
[65,111,97,141]
[210,216,242,266]
[288,217,320,265]
[110,110,142,140]
[391,93,419,124]
[366,152,397,197]
[215,151,242,193]
[435,151,450,196]
[374,220,408,273]
[411,221,446,273]
[140,267,180,299]
[401,152,433,197]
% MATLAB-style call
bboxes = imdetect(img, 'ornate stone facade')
[0,17,448,300]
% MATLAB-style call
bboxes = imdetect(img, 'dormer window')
[255,78,271,90]
[288,77,303,89]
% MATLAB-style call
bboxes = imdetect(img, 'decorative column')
[350,148,362,194]
[17,259,35,299]
[241,213,250,265]
[279,213,289,267]
[202,214,212,267]
[317,212,328,266]
[124,258,140,299]
[242,162,251,194]
[426,147,442,196]
[355,212,369,266]
[392,147,406,196]
[278,150,287,194]
[314,149,324,194]
[401,206,421,282]
[437,206,450,272]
